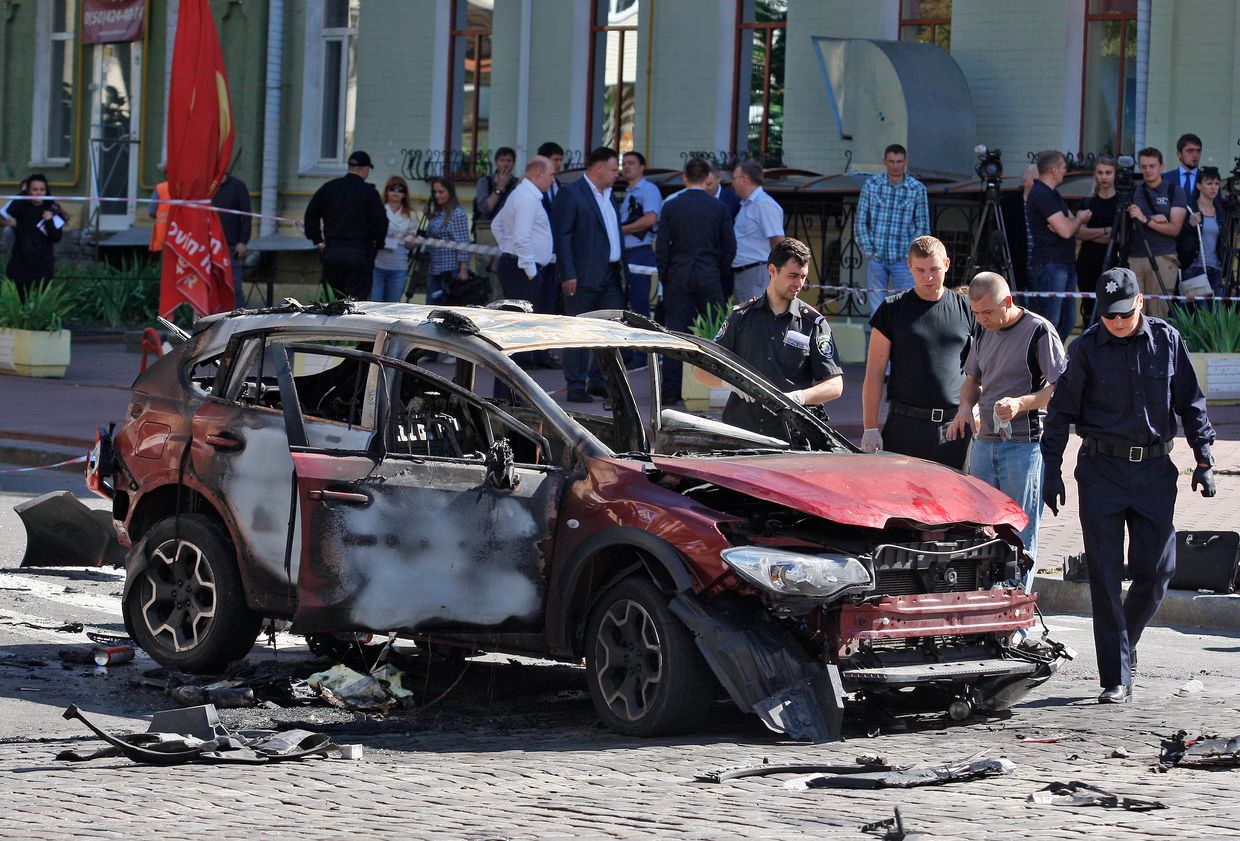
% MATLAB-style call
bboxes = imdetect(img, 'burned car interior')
[49,303,1071,744]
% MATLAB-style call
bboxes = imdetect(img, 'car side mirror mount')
[485,439,519,490]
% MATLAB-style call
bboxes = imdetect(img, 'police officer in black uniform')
[708,238,844,438]
[304,150,389,300]
[1042,267,1216,705]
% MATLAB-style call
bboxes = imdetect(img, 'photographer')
[1127,147,1187,318]
[620,152,662,336]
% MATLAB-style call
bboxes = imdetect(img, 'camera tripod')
[1101,182,1174,306]
[962,177,1016,285]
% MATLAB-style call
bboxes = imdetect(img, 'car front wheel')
[124,514,262,673]
[584,576,712,736]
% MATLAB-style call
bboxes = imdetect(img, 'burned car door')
[189,334,381,604]
[281,345,564,635]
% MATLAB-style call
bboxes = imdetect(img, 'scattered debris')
[58,703,343,766]
[58,648,97,666]
[169,682,257,709]
[1176,679,1205,696]
[1020,735,1069,744]
[861,807,926,840]
[307,663,413,712]
[786,757,1015,790]
[92,645,134,667]
[1,620,84,634]
[1028,781,1166,811]
[1108,747,1131,759]
[1161,732,1240,767]
[697,758,902,784]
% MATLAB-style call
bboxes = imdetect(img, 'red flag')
[159,0,235,317]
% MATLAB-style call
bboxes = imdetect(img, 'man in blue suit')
[552,146,625,403]
[656,157,737,404]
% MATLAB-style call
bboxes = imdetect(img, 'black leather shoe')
[1098,685,1131,704]
[566,390,593,404]
[587,383,609,398]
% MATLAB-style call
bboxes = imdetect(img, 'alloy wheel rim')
[140,538,218,653]
[593,598,663,721]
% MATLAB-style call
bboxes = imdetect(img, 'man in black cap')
[304,150,389,299]
[1041,267,1216,705]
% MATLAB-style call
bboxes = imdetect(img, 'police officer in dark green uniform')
[707,238,844,438]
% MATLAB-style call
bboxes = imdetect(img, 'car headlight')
[721,547,873,600]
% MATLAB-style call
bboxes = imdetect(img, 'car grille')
[872,538,1009,596]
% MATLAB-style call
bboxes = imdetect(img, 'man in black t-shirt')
[1127,147,1187,319]
[1025,150,1090,342]
[861,235,976,468]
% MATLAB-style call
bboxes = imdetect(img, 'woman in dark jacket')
[1,174,65,298]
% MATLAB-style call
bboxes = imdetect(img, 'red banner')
[82,0,146,45]
[159,0,235,318]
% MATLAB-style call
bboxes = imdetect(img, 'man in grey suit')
[655,157,737,405]
[552,146,625,403]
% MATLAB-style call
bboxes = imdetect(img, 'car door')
[279,344,564,636]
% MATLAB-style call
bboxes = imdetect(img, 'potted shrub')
[0,279,75,377]
[1166,304,1240,402]
[683,301,732,412]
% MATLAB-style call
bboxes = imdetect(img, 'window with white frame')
[33,0,77,164]
[301,0,360,171]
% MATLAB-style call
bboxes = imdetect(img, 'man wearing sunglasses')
[1041,267,1216,706]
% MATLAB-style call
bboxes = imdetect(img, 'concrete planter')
[1188,352,1240,403]
[682,365,729,413]
[0,328,71,378]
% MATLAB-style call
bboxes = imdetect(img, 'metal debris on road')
[789,757,1015,790]
[697,757,902,783]
[861,807,925,841]
[1176,679,1205,696]
[1027,781,1166,811]
[1161,731,1240,767]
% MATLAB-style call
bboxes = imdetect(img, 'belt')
[888,401,956,423]
[734,261,764,272]
[1085,437,1173,462]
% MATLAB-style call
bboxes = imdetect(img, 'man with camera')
[1042,267,1216,705]
[1127,147,1187,318]
[620,152,662,335]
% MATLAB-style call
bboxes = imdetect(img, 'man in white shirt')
[552,146,625,402]
[731,159,785,303]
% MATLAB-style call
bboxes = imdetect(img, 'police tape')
[0,455,88,475]
[804,282,1240,304]
[404,235,660,275]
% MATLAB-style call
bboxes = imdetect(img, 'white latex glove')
[861,428,883,453]
[784,389,805,405]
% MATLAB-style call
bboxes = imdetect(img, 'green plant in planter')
[1166,304,1240,354]
[688,301,731,340]
[0,279,76,332]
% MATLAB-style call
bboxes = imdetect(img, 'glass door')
[89,42,142,231]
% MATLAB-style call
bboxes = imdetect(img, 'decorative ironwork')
[399,148,586,183]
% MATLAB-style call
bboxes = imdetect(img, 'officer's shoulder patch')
[816,328,835,359]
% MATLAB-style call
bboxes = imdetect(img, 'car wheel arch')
[554,527,697,657]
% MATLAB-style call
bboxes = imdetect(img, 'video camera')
[1223,139,1240,215]
[622,196,646,228]
[974,145,1003,187]
[1113,154,1137,202]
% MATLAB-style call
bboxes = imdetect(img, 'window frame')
[31,0,78,167]
[298,0,360,175]
[898,0,952,51]
[1078,0,1138,157]
[585,0,639,154]
[729,1,787,165]
[444,0,493,176]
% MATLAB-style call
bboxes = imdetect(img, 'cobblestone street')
[2,611,1240,839]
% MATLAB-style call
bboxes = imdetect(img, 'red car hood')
[652,452,1028,532]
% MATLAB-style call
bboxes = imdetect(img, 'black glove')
[1042,472,1065,516]
[1192,465,1216,498]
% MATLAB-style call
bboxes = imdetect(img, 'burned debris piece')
[697,757,901,784]
[16,491,125,568]
[1028,781,1167,811]
[1161,731,1240,767]
[58,704,340,766]
[861,808,926,841]
[801,757,1016,790]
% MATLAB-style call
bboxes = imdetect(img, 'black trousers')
[321,246,374,300]
[1077,449,1178,688]
[881,411,969,469]
[659,273,724,402]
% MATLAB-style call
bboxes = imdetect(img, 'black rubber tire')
[584,576,713,737]
[123,514,262,673]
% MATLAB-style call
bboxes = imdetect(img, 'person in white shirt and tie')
[1167,133,1202,198]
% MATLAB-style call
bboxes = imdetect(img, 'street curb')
[0,439,91,476]
[1034,574,1240,633]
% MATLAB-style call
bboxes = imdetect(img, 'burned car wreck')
[38,300,1067,741]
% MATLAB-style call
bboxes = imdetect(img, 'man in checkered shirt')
[854,144,931,317]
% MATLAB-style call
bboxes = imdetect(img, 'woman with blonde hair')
[371,175,419,301]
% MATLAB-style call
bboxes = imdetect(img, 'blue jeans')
[966,437,1044,592]
[866,257,914,315]
[371,267,406,302]
[1029,262,1077,342]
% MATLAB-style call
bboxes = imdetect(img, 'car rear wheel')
[124,514,262,673]
[584,576,712,736]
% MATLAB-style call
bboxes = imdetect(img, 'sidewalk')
[2,335,1239,628]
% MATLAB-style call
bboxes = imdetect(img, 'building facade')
[1,0,1237,245]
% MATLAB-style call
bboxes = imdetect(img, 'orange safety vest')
[149,182,171,251]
